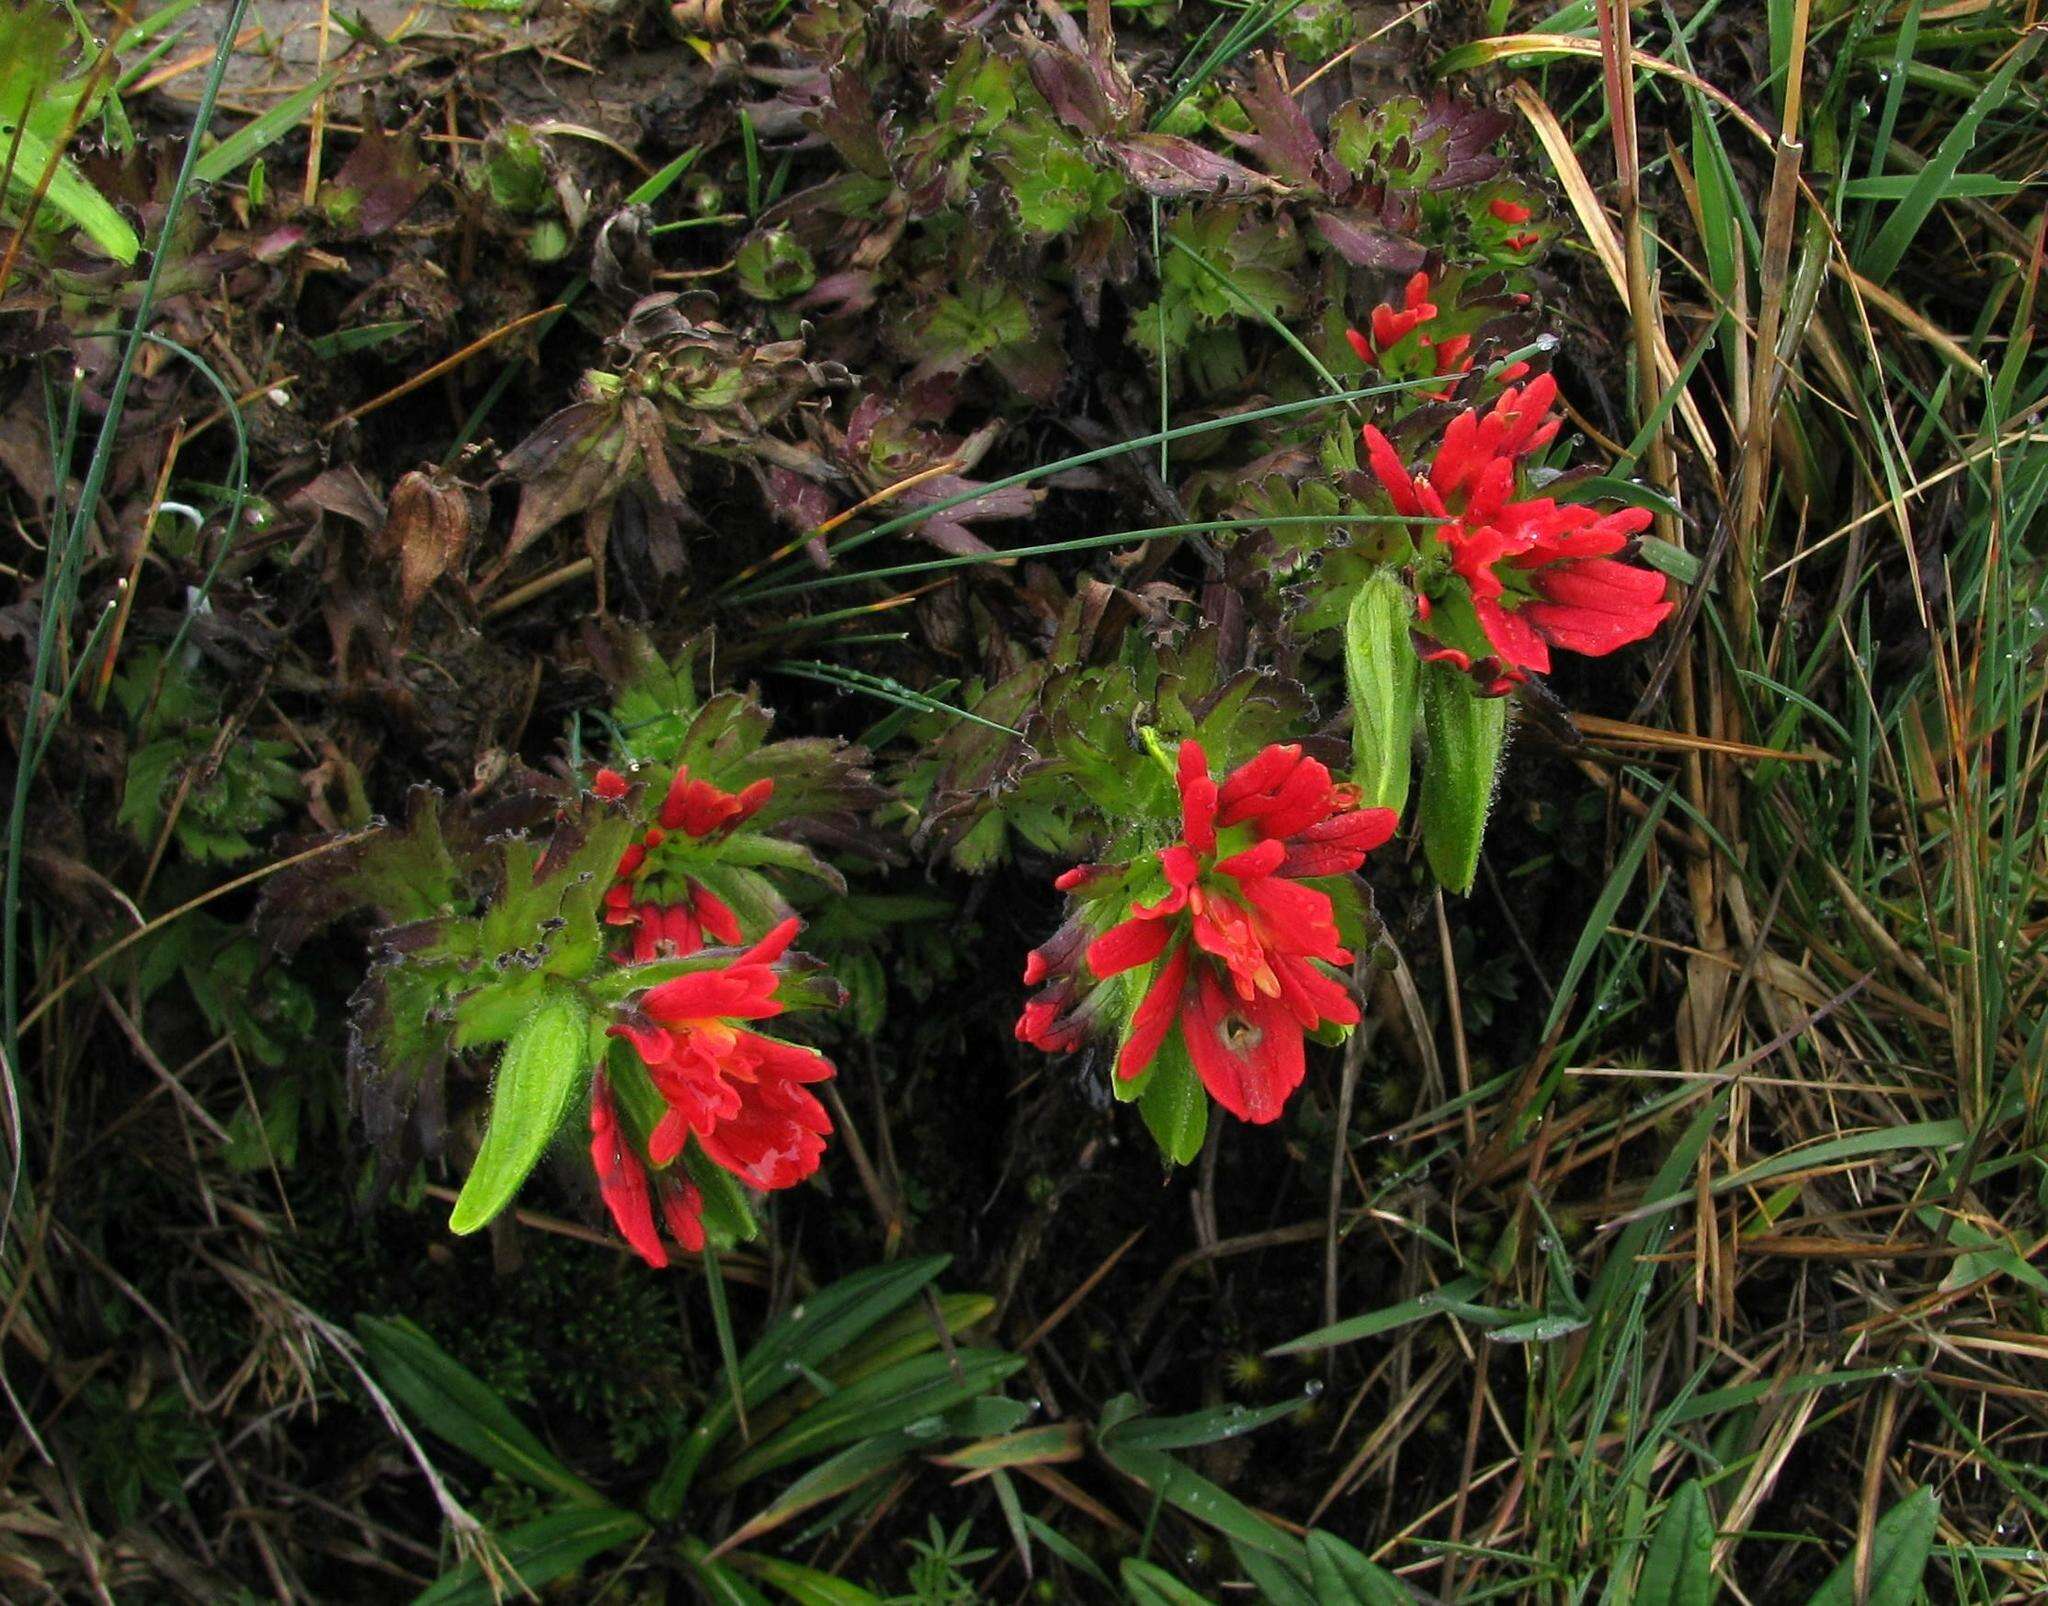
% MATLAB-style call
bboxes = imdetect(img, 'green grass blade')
[193,69,341,184]
[1858,31,2043,280]
[356,1316,606,1505]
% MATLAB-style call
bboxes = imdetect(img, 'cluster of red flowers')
[1363,376,1672,691]
[595,764,772,959]
[587,768,834,1267]
[1017,742,1395,1125]
[1345,271,1479,398]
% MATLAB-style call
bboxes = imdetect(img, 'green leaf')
[1306,1529,1411,1603]
[411,1507,643,1605]
[1139,1032,1208,1166]
[682,1143,759,1248]
[1269,1273,1487,1356]
[1636,535,1702,585]
[1803,1487,1938,1606]
[930,1421,1083,1473]
[1097,1440,1304,1565]
[709,1349,1025,1488]
[194,69,342,184]
[735,227,817,301]
[682,1538,778,1606]
[355,1316,603,1504]
[1234,1544,1319,1606]
[648,1257,951,1518]
[1106,1396,1311,1453]
[720,1397,1026,1552]
[1860,32,2043,281]
[412,1506,645,1605]
[307,320,419,359]
[0,121,139,262]
[447,984,596,1234]
[1122,1559,1222,1605]
[1633,1480,1718,1606]
[726,1552,886,1604]
[1418,664,1508,895]
[1344,571,1420,815]
[1716,1120,1968,1195]
[223,1076,301,1173]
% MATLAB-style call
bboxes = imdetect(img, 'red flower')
[1019,743,1395,1126]
[590,1072,706,1268]
[1345,271,1474,397]
[1361,378,1672,684]
[600,766,775,960]
[1488,197,1541,252]
[607,917,835,1193]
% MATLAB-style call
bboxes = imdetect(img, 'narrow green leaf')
[1233,1543,1318,1606]
[412,1506,645,1606]
[727,1552,887,1605]
[649,1258,952,1518]
[1140,1034,1208,1167]
[1105,1396,1310,1453]
[1270,1273,1487,1356]
[0,122,139,262]
[1344,572,1419,815]
[682,1538,778,1606]
[193,70,341,184]
[1418,664,1508,895]
[447,985,595,1235]
[1305,1529,1411,1604]
[356,1316,603,1505]
[307,320,418,359]
[1025,1515,1114,1589]
[711,1349,1025,1488]
[1714,1120,1968,1194]
[1633,1480,1718,1606]
[1541,781,1672,1039]
[1860,33,2043,280]
[719,1430,915,1552]
[930,1421,1083,1472]
[1098,1441,1305,1565]
[1804,1487,1939,1606]
[1122,1559,1223,1605]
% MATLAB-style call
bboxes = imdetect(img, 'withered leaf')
[378,468,474,618]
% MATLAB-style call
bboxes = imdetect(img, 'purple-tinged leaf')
[1107,135,1282,200]
[1312,210,1426,271]
[813,66,893,178]
[1018,30,1128,137]
[1228,56,1327,190]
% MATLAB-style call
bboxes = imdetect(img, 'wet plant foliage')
[4,0,2046,1601]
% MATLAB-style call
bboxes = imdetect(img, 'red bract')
[1019,742,1395,1126]
[1489,197,1541,252]
[594,765,774,959]
[590,1072,706,1268]
[1361,378,1672,685]
[607,917,835,1197]
[1345,271,1474,397]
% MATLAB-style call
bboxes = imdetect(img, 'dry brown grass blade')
[1571,713,1830,764]
[1505,82,1717,471]
[324,304,565,430]
[1019,1227,1144,1354]
[18,829,378,1035]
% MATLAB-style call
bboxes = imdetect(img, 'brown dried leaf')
[378,469,474,618]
